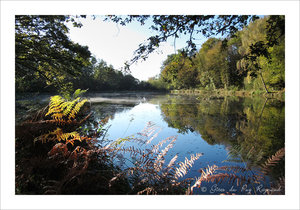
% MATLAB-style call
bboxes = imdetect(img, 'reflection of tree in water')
[160,96,285,180]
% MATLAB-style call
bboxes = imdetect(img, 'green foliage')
[161,51,198,89]
[15,15,284,94]
[157,16,284,93]
[147,77,168,90]
[32,89,89,146]
[237,16,285,92]
[72,58,150,92]
[15,15,92,94]
[195,39,227,89]
[73,89,88,98]
[45,94,88,122]
[107,15,257,67]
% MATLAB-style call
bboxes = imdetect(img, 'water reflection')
[90,93,285,192]
[159,95,285,180]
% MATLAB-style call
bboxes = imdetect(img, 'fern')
[174,153,203,179]
[191,164,218,193]
[68,99,88,120]
[190,147,285,194]
[34,128,83,146]
[261,147,285,174]
[153,137,177,171]
[73,88,88,98]
[107,123,203,195]
[45,94,87,123]
[190,164,253,194]
[106,136,134,149]
[33,92,90,145]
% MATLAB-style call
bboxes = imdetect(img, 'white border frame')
[1,1,299,209]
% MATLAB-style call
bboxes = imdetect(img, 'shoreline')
[170,89,285,101]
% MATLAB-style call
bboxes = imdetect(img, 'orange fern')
[261,147,285,174]
[34,128,83,146]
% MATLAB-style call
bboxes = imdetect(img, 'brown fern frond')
[146,130,161,145]
[261,147,285,174]
[200,173,253,187]
[138,187,156,195]
[48,143,70,158]
[151,136,175,153]
[191,163,265,194]
[154,137,177,171]
[108,136,133,148]
[43,180,60,194]
[167,154,178,169]
[125,167,156,176]
[174,153,203,180]
[137,121,157,137]
[113,146,144,157]
[30,105,49,122]
[34,128,83,146]
[190,164,218,193]
[102,122,205,195]
[270,176,285,195]
[130,122,162,146]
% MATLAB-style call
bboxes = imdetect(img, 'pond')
[87,92,285,195]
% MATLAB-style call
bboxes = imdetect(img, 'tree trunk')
[259,70,269,94]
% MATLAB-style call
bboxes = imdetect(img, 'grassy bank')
[171,89,285,101]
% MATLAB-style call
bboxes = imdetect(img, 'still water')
[89,92,285,194]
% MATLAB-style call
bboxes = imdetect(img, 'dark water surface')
[89,92,285,194]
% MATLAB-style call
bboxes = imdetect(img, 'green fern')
[34,90,90,145]
[45,95,87,123]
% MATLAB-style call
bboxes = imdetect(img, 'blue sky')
[67,15,208,81]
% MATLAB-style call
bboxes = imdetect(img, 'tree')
[106,15,259,68]
[225,34,244,88]
[161,51,198,89]
[194,38,226,89]
[15,15,91,94]
[236,16,285,93]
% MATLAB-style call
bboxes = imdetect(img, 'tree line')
[15,15,284,95]
[152,16,285,93]
[15,15,161,95]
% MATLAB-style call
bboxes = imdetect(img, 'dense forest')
[16,15,285,96]
[152,16,285,93]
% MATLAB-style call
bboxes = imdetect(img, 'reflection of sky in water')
[100,102,240,181]
[90,94,284,195]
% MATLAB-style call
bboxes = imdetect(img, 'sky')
[67,16,206,81]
